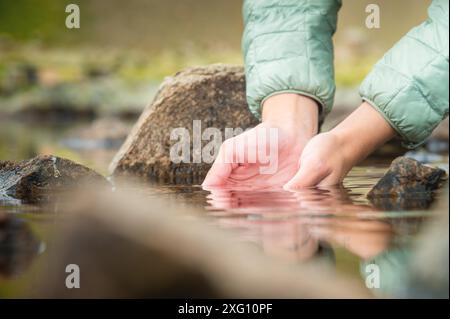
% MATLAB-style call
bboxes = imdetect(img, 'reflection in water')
[0,164,447,297]
[199,168,444,297]
[368,193,438,211]
[203,185,398,262]
[0,214,42,278]
[124,164,444,295]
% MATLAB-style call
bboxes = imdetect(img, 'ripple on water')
[0,164,447,297]
[146,165,445,276]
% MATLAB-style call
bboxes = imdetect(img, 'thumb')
[284,158,330,190]
[202,161,233,186]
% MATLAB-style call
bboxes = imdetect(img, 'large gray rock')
[0,155,107,204]
[109,64,259,184]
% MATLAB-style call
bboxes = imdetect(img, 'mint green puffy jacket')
[242,0,449,148]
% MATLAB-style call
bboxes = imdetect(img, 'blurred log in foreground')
[32,186,371,298]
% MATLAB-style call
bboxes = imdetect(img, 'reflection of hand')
[205,185,367,216]
[204,187,327,262]
[306,218,393,260]
[202,94,318,188]
[211,214,320,263]
[203,185,393,262]
[204,187,301,211]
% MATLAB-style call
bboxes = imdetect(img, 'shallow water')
[0,119,448,298]
[1,164,445,297]
[134,166,444,270]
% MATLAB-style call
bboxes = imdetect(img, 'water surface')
[0,119,447,297]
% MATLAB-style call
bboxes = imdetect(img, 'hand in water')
[202,94,319,188]
[284,102,396,189]
[283,132,348,188]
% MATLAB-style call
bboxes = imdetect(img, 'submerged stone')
[367,157,447,209]
[0,155,107,204]
[0,215,41,278]
[109,64,259,184]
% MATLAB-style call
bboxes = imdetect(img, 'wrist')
[328,128,358,167]
[330,102,396,166]
[261,93,319,139]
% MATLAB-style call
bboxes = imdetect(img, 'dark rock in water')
[368,157,447,196]
[0,155,107,204]
[368,194,438,211]
[367,157,447,209]
[0,215,42,278]
[109,64,259,184]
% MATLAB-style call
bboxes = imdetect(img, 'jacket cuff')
[246,57,335,122]
[359,64,448,149]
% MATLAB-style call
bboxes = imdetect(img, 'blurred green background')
[0,0,430,87]
[0,0,432,167]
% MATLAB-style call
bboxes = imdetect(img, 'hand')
[283,131,349,188]
[202,94,319,188]
[284,102,396,189]
[204,185,386,262]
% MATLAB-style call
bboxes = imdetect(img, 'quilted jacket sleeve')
[242,0,342,121]
[360,0,449,148]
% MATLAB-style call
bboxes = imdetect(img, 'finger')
[317,173,344,188]
[202,141,237,186]
[202,160,233,186]
[284,159,330,190]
